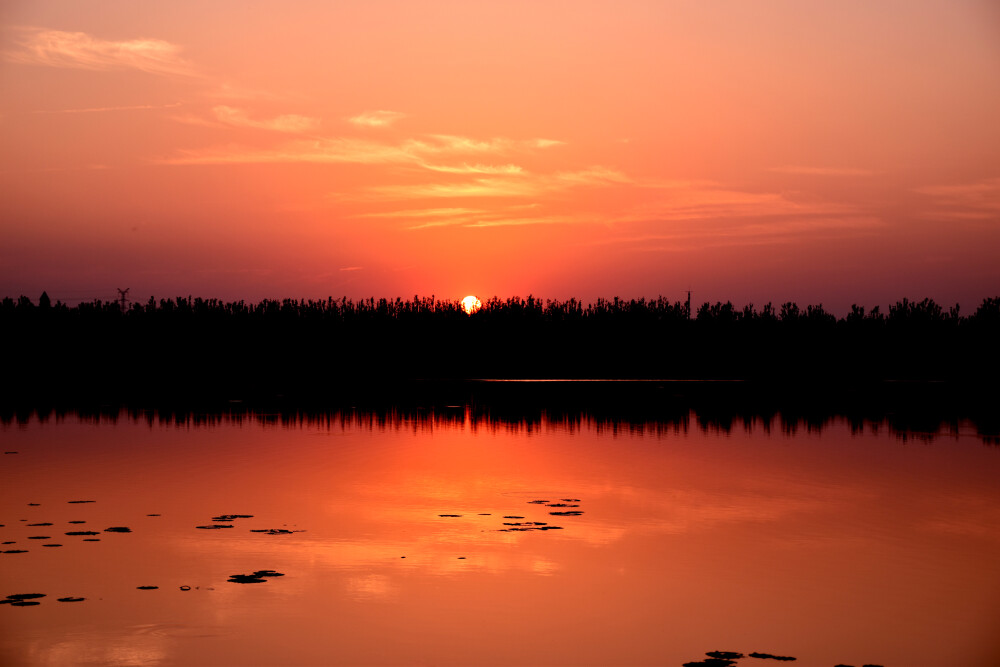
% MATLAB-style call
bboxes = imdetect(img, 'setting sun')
[461,295,482,315]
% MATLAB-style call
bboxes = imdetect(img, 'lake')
[2,406,999,666]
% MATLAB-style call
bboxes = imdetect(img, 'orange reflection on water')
[1,412,999,666]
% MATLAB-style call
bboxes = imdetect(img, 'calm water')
[1,409,999,666]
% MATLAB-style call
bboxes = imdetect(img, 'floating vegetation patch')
[67,521,86,524]
[681,650,802,666]
[228,569,285,584]
[550,510,583,516]
[196,525,234,530]
[561,498,581,502]
[1,541,13,545]
[42,544,62,548]
[27,536,50,540]
[103,527,132,533]
[249,528,302,535]
[527,500,550,504]
[57,597,85,602]
[439,514,462,517]
[546,503,579,507]
[66,531,100,536]
[67,500,96,504]
[4,550,28,553]
[27,523,53,527]
[503,516,524,519]
[212,514,253,522]
[498,525,563,532]
[146,514,161,517]
[2,594,45,607]
[82,538,100,542]
[136,586,159,590]
[28,503,40,506]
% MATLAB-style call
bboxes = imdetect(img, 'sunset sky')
[2,1,998,312]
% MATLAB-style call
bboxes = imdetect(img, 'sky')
[1,0,998,313]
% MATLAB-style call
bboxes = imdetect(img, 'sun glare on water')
[461,295,482,315]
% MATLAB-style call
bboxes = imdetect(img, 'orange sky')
[2,1,998,312]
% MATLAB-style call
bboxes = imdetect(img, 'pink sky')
[2,0,998,313]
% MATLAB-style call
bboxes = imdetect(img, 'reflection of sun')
[461,295,482,315]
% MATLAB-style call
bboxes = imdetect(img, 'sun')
[461,295,482,315]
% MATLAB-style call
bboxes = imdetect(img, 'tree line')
[4,292,999,326]
[2,292,998,404]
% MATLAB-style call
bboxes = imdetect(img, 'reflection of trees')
[2,396,996,445]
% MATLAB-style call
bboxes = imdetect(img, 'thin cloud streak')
[160,133,561,166]
[212,106,320,133]
[32,102,184,114]
[915,177,1000,220]
[421,163,524,175]
[6,28,197,77]
[368,167,631,200]
[348,110,406,127]
[768,166,876,176]
[357,207,483,219]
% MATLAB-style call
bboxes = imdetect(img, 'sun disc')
[461,295,482,315]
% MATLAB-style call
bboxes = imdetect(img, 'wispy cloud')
[161,133,559,166]
[915,177,1000,220]
[355,203,612,231]
[339,266,363,272]
[421,163,524,175]
[369,179,539,199]
[5,28,196,77]
[357,207,483,219]
[212,106,320,133]
[32,102,183,114]
[368,167,630,200]
[768,165,875,176]
[348,110,406,127]
[464,214,582,228]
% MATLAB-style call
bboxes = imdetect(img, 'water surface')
[1,410,998,666]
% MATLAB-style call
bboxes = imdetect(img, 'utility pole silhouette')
[117,288,130,313]
[685,289,692,319]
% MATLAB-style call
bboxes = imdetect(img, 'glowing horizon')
[1,2,998,313]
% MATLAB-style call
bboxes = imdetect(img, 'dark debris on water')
[681,650,804,667]
[2,594,46,607]
[249,528,303,534]
[228,570,285,584]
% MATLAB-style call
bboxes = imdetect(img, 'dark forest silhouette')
[2,293,998,409]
